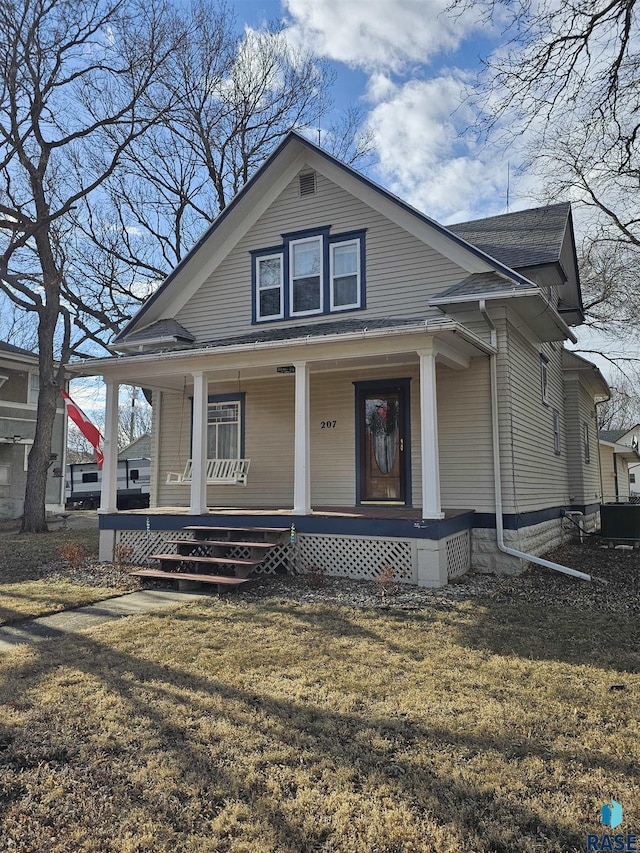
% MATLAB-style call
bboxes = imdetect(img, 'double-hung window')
[253,227,365,323]
[256,254,283,321]
[540,355,549,405]
[552,409,561,455]
[330,239,361,310]
[207,399,242,460]
[290,236,322,316]
[28,373,39,404]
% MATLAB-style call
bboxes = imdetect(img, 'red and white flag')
[61,390,104,468]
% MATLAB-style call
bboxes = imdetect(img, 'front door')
[356,382,409,504]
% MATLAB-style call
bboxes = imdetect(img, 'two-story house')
[0,341,66,519]
[70,132,609,586]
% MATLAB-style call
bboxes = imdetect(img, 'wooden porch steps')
[131,524,291,591]
[130,568,252,591]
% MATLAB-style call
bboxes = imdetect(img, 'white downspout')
[479,300,591,582]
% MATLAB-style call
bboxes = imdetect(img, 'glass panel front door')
[358,386,407,503]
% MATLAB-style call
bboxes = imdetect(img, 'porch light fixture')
[276,365,295,374]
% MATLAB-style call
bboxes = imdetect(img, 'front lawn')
[0,593,637,852]
[0,524,139,624]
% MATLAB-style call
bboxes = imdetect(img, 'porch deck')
[98,505,475,542]
[105,505,471,520]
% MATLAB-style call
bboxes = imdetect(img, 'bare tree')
[597,374,640,431]
[452,0,640,337]
[0,0,176,531]
[75,6,371,297]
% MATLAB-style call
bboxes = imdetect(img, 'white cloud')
[365,75,541,222]
[283,0,482,72]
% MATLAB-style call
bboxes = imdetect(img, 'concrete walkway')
[0,590,205,653]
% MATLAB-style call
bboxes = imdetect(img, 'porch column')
[293,360,311,515]
[99,380,119,514]
[418,347,444,520]
[190,371,209,515]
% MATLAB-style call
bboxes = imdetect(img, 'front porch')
[99,505,475,588]
[71,319,497,587]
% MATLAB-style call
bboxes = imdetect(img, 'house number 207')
[321,420,337,428]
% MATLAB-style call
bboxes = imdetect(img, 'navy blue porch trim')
[473,502,602,530]
[99,503,601,539]
[99,510,472,540]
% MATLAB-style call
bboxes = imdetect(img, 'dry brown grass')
[0,595,637,852]
[0,526,137,624]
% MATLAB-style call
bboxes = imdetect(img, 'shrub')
[58,541,86,570]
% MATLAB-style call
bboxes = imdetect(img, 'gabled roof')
[562,349,610,398]
[114,131,543,346]
[0,340,38,359]
[124,319,195,345]
[432,271,536,301]
[448,203,571,270]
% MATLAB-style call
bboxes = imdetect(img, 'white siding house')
[70,132,610,586]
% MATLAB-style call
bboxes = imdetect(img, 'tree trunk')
[20,250,61,533]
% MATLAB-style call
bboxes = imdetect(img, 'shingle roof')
[126,316,430,355]
[431,271,534,301]
[600,429,631,443]
[0,340,37,358]
[448,202,571,270]
[124,319,195,344]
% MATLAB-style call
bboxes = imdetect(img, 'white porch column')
[99,380,119,514]
[418,347,444,520]
[293,360,311,515]
[190,371,209,515]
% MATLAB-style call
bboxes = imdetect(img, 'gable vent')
[299,172,316,197]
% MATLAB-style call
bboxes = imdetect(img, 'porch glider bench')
[165,458,251,486]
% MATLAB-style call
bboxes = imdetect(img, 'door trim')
[353,378,412,507]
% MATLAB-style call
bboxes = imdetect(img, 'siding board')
[175,171,467,341]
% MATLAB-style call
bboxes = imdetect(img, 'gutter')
[68,318,496,376]
[479,299,591,582]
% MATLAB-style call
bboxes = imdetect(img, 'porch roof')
[68,317,496,386]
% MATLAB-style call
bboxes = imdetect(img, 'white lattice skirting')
[114,529,471,587]
[297,534,416,584]
[446,530,470,580]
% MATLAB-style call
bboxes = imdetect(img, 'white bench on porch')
[166,458,251,486]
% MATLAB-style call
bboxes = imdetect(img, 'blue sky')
[232,0,538,225]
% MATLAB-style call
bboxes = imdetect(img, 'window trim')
[289,234,324,318]
[255,251,284,322]
[27,371,39,405]
[190,393,246,460]
[0,463,10,486]
[251,227,366,324]
[583,422,590,463]
[552,408,561,455]
[329,237,362,311]
[540,354,549,406]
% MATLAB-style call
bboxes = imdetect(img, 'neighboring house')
[70,132,610,586]
[599,426,640,500]
[0,341,66,518]
[119,432,151,461]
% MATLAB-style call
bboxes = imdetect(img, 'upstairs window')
[583,422,590,463]
[290,237,322,316]
[252,227,366,323]
[552,409,561,455]
[256,254,283,321]
[330,240,361,310]
[28,372,39,404]
[540,354,549,405]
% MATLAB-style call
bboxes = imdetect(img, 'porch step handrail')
[165,458,251,486]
